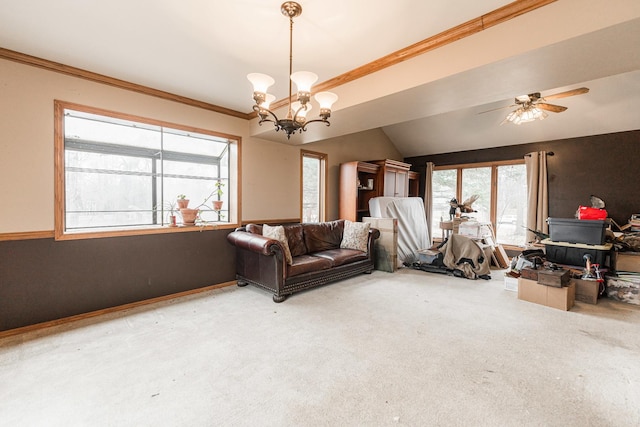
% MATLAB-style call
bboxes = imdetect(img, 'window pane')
[63,107,232,232]
[461,167,491,223]
[163,129,228,157]
[302,155,321,223]
[431,169,457,238]
[496,164,527,246]
[65,151,154,228]
[65,111,160,150]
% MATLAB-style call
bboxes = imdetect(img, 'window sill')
[54,222,239,241]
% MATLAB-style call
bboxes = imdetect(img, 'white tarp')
[369,197,430,264]
[369,197,398,218]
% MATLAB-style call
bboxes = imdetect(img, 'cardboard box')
[518,278,575,311]
[573,278,601,304]
[606,276,640,305]
[615,252,640,273]
[363,217,398,272]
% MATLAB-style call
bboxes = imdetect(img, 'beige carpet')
[1,268,639,426]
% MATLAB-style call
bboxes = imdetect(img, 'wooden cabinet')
[371,159,412,197]
[339,159,420,222]
[339,161,380,222]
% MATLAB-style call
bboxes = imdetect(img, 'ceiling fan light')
[521,109,535,122]
[505,105,548,125]
[531,107,547,120]
[505,109,520,124]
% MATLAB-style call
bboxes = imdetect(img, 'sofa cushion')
[340,220,371,253]
[263,224,293,265]
[303,220,344,253]
[246,223,263,234]
[313,248,369,267]
[287,254,333,277]
[283,224,307,257]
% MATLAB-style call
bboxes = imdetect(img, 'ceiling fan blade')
[537,103,567,113]
[543,87,589,100]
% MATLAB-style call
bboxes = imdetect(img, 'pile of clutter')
[507,249,603,287]
[508,194,639,306]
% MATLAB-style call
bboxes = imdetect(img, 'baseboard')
[0,281,237,339]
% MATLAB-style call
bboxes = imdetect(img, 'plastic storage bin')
[547,218,608,245]
[542,239,612,267]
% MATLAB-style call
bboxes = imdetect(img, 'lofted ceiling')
[1,0,639,156]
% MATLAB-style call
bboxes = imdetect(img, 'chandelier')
[247,2,338,139]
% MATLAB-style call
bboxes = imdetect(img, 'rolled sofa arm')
[226,230,282,256]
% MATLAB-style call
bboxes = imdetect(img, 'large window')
[301,150,327,223]
[54,101,240,239]
[432,169,457,225]
[431,160,527,246]
[462,167,492,224]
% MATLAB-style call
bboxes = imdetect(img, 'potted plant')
[166,201,178,227]
[179,207,199,225]
[176,183,226,227]
[176,194,189,209]
[175,194,198,225]
[212,180,224,211]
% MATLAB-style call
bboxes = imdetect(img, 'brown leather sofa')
[226,220,380,302]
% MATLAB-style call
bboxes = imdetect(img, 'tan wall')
[0,58,400,233]
[303,129,404,220]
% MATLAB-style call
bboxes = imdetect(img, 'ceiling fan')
[482,87,589,125]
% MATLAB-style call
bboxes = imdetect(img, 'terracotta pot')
[176,199,189,209]
[180,208,199,225]
[212,200,224,211]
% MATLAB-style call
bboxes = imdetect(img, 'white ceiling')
[1,0,639,156]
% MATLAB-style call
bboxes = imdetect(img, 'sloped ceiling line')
[267,0,557,112]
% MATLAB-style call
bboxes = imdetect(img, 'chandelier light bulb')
[292,101,311,122]
[260,93,276,110]
[290,71,318,94]
[315,91,338,110]
[247,73,275,94]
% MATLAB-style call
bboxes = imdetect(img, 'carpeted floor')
[1,268,639,426]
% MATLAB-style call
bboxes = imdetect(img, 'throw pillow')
[340,220,370,253]
[263,224,293,265]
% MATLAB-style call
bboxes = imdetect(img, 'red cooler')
[578,206,608,220]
